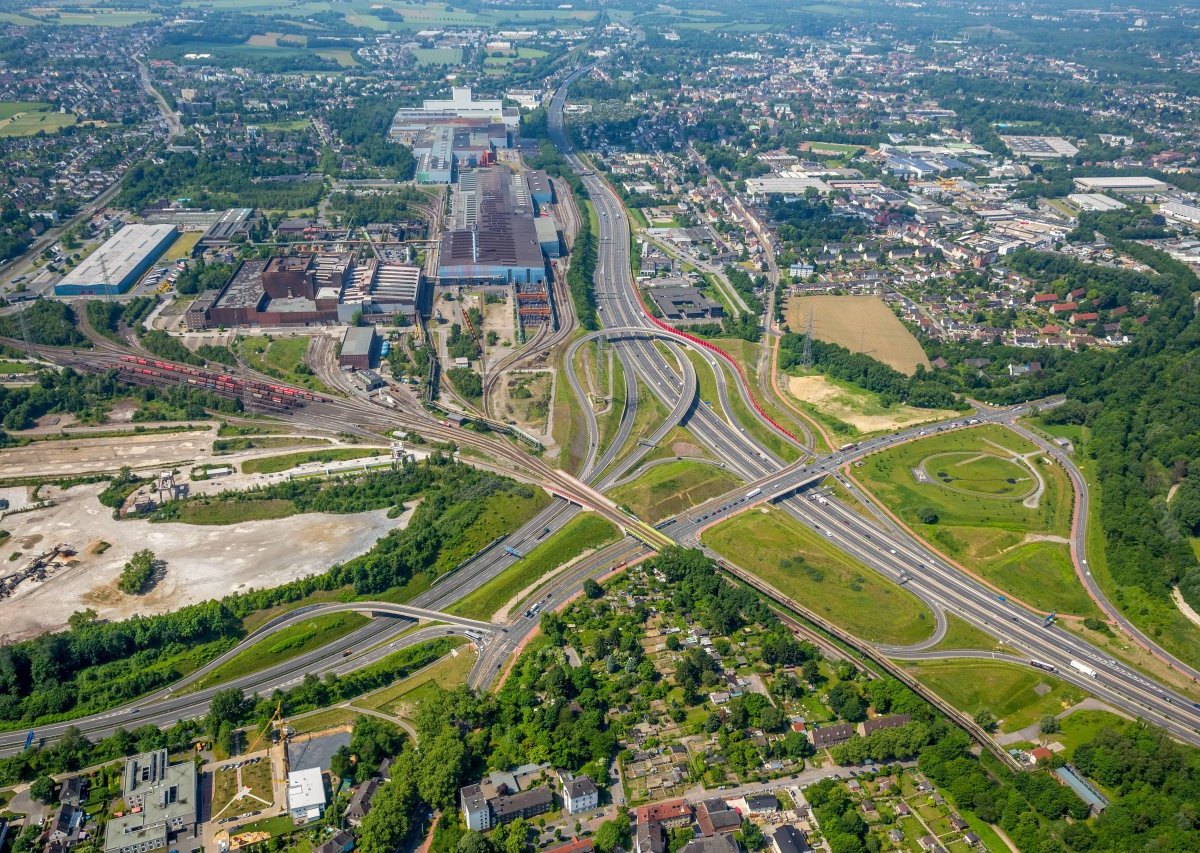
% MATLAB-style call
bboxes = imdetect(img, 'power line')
[801,304,813,368]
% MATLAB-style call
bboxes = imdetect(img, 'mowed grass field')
[241,447,385,475]
[857,425,1089,614]
[905,659,1089,733]
[702,506,934,646]
[0,102,76,138]
[189,612,368,690]
[928,613,1001,652]
[786,294,930,375]
[372,644,475,719]
[412,47,462,66]
[610,460,742,524]
[448,513,619,620]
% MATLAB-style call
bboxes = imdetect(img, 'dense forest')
[115,154,324,212]
[326,188,427,226]
[325,97,417,180]
[0,300,87,348]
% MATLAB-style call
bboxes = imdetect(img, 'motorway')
[0,617,477,754]
[540,65,1200,749]
[6,64,1200,761]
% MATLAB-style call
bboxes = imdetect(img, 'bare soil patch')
[0,483,403,642]
[788,374,954,432]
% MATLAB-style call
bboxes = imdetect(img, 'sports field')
[786,294,930,375]
[702,506,934,646]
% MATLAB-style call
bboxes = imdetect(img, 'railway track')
[481,263,578,419]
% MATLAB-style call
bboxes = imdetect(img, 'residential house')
[546,841,595,853]
[696,799,741,836]
[45,804,86,850]
[313,830,355,853]
[746,794,778,813]
[770,825,809,853]
[810,724,856,750]
[635,800,693,828]
[680,837,738,853]
[562,775,599,815]
[635,821,667,853]
[58,778,87,808]
[860,714,911,736]
[345,779,380,827]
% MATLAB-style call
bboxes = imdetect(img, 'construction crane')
[244,699,285,755]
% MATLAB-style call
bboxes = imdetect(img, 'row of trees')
[779,336,962,411]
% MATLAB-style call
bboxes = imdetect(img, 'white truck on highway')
[1069,659,1098,678]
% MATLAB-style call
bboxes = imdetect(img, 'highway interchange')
[3,65,1200,762]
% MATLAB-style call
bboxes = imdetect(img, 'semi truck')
[1069,659,1098,678]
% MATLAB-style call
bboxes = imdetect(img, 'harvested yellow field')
[788,374,956,432]
[786,295,930,375]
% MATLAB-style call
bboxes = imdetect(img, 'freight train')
[116,355,328,410]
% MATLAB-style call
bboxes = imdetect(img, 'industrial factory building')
[389,87,516,184]
[54,224,178,296]
[339,326,377,370]
[183,253,425,330]
[437,166,547,285]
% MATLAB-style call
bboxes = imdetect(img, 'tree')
[358,765,420,853]
[737,819,766,851]
[595,818,631,853]
[67,609,99,630]
[583,578,604,599]
[208,687,248,737]
[917,506,939,524]
[759,704,785,732]
[458,832,492,853]
[30,774,56,804]
[974,709,998,733]
[1039,714,1060,735]
[117,549,160,595]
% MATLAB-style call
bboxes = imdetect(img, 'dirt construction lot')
[786,294,931,375]
[0,483,404,643]
[0,427,217,478]
[788,374,956,432]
